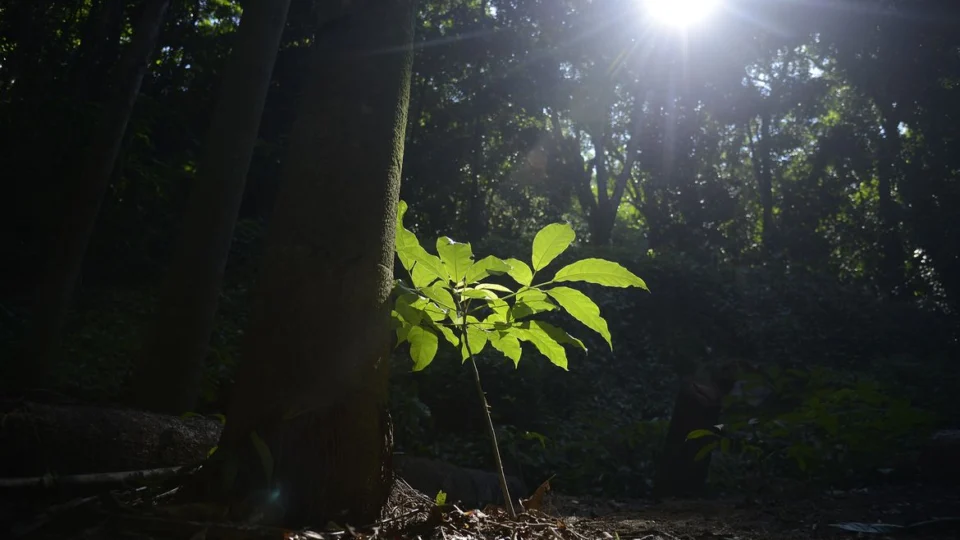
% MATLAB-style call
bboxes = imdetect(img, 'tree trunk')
[747,114,774,254]
[653,366,737,499]
[197,0,416,527]
[133,0,293,415]
[876,111,906,296]
[20,0,170,384]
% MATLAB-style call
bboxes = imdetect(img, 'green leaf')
[475,283,513,293]
[397,240,446,288]
[533,320,586,352]
[694,440,719,462]
[422,284,457,311]
[435,490,448,506]
[423,302,447,321]
[513,289,557,319]
[394,202,446,288]
[397,199,409,224]
[552,258,648,289]
[515,322,568,370]
[489,329,522,366]
[396,323,411,345]
[461,287,498,301]
[394,293,426,325]
[437,237,473,283]
[521,431,548,448]
[686,429,717,441]
[460,317,488,360]
[488,298,511,321]
[464,255,512,284]
[531,223,575,271]
[407,326,439,371]
[505,258,533,286]
[249,431,274,486]
[410,263,443,288]
[432,322,459,347]
[545,286,612,349]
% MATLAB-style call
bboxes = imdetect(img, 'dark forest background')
[1,0,958,500]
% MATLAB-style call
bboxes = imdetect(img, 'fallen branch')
[0,465,189,489]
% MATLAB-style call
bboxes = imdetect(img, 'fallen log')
[0,400,222,477]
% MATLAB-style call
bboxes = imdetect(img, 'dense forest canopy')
[1,0,959,528]
[2,0,958,304]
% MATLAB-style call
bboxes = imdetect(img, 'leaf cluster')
[391,200,648,372]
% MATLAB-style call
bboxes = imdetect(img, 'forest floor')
[2,399,958,539]
[552,484,960,540]
[3,477,958,539]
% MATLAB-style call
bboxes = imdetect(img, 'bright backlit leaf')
[460,316,488,360]
[475,283,513,293]
[533,320,586,352]
[489,330,522,366]
[461,287,498,301]
[513,289,557,319]
[394,293,426,326]
[515,322,568,370]
[407,326,439,371]
[464,255,512,284]
[553,258,649,289]
[545,286,611,349]
[531,223,575,271]
[437,237,474,284]
[505,258,533,286]
[432,321,459,347]
[422,284,456,312]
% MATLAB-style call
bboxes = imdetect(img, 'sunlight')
[644,0,721,28]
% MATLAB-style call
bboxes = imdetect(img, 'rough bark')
[21,0,170,383]
[198,0,416,527]
[133,0,293,415]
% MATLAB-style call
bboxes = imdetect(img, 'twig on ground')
[0,465,187,489]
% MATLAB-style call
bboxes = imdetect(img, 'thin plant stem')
[462,314,517,518]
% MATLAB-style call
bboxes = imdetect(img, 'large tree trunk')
[20,0,170,383]
[197,0,416,527]
[133,0,293,415]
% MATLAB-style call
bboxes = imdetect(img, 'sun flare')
[644,0,721,28]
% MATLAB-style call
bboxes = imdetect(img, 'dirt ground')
[558,483,960,540]
[3,478,958,539]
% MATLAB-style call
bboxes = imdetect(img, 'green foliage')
[391,201,647,507]
[391,200,648,372]
[706,366,938,489]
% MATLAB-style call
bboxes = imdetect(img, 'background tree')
[132,0,293,415]
[20,0,171,382]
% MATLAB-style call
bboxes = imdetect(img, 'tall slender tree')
[22,0,170,382]
[133,0,293,415]
[197,0,416,526]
